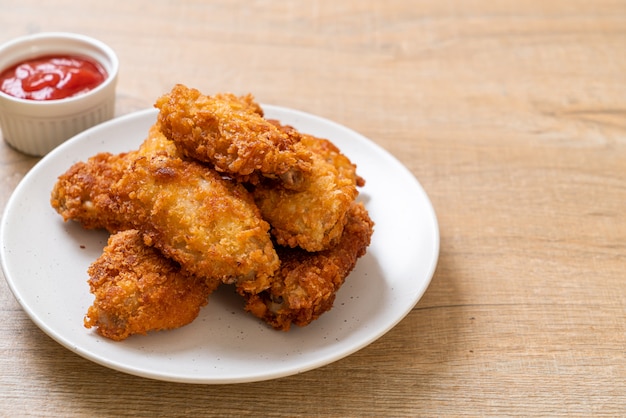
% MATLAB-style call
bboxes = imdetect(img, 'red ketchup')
[0,54,107,100]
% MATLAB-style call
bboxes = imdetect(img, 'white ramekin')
[0,32,119,156]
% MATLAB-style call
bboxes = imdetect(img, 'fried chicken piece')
[155,84,312,188]
[252,130,363,252]
[50,151,134,232]
[243,202,374,331]
[116,141,279,292]
[50,124,184,233]
[51,125,279,292]
[85,229,219,341]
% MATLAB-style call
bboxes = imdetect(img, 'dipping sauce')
[0,54,107,100]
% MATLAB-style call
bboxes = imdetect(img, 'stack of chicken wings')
[50,84,374,340]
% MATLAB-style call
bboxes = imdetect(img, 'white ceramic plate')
[1,106,439,384]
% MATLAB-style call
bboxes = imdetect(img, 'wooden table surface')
[1,1,624,416]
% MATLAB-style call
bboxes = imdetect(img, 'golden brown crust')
[50,151,135,232]
[242,202,374,331]
[155,84,312,188]
[51,124,280,291]
[50,124,180,233]
[84,230,218,341]
[252,130,362,252]
[115,150,279,290]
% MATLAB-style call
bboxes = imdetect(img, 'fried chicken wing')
[252,130,363,252]
[52,125,279,292]
[242,202,374,331]
[155,84,312,188]
[116,150,278,291]
[85,229,218,341]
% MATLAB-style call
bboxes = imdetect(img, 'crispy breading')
[84,230,218,341]
[155,84,312,188]
[50,124,177,232]
[242,202,374,331]
[116,150,278,291]
[252,129,363,252]
[50,150,134,232]
[51,125,279,292]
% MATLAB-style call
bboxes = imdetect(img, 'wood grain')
[1,0,624,416]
